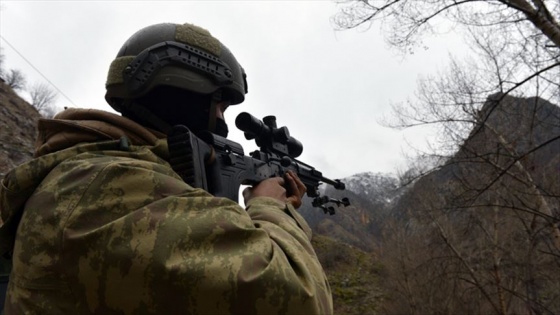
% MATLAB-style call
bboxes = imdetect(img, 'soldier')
[0,23,333,314]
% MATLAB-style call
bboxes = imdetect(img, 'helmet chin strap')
[207,90,223,133]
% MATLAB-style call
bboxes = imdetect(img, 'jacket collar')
[35,108,166,157]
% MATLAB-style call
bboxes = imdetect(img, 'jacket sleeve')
[57,152,333,314]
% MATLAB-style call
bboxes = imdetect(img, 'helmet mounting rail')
[123,41,234,97]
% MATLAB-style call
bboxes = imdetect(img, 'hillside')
[0,79,42,305]
[0,79,41,179]
[378,93,560,314]
[312,235,383,315]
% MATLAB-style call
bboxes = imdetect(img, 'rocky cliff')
[0,79,41,179]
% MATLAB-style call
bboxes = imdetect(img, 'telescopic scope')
[235,112,303,158]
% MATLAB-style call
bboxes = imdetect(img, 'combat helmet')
[105,22,247,119]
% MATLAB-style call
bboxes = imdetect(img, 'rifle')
[167,112,350,215]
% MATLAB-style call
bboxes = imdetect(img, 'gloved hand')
[243,170,307,208]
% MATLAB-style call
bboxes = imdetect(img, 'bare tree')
[29,82,58,117]
[332,1,560,49]
[381,102,560,312]
[4,69,26,91]
[379,62,560,313]
[332,0,559,102]
[333,2,560,314]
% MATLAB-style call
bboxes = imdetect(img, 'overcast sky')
[0,1,468,180]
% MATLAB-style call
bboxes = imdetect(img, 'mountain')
[301,93,559,252]
[342,171,401,205]
[375,93,560,314]
[393,93,560,223]
[300,171,404,252]
[300,93,559,313]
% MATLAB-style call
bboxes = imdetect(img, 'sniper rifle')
[167,112,350,214]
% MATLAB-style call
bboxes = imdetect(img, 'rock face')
[376,95,560,315]
[0,79,41,304]
[0,80,41,179]
[301,93,560,254]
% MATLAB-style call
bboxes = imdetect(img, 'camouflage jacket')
[0,109,332,314]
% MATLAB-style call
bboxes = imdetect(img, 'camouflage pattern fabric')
[0,109,332,314]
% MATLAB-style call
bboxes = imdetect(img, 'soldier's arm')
[62,155,332,314]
